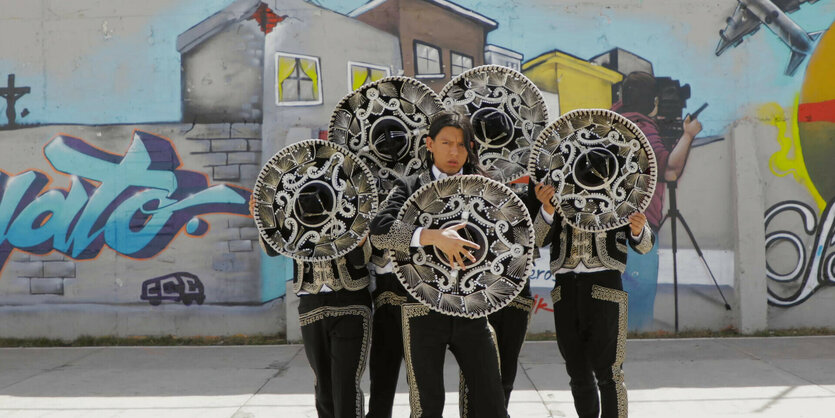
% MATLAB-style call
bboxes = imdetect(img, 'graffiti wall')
[1,0,833,338]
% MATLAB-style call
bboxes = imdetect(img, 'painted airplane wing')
[784,31,823,76]
[716,3,763,56]
[785,51,807,76]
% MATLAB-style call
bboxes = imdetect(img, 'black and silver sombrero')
[390,175,534,318]
[528,109,657,232]
[440,65,548,183]
[328,77,443,195]
[252,139,378,261]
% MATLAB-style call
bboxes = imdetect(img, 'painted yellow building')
[523,50,623,115]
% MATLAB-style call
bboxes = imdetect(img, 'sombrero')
[390,175,534,318]
[440,65,549,183]
[252,139,378,261]
[328,77,443,195]
[528,109,657,232]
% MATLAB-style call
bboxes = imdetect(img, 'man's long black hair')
[424,110,486,176]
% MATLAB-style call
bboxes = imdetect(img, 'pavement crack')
[0,347,104,391]
[716,339,835,395]
[230,346,305,416]
[518,360,555,417]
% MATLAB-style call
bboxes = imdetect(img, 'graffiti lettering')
[529,268,554,285]
[764,198,835,306]
[0,131,251,269]
[532,293,553,314]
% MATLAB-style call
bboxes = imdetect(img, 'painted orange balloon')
[798,25,835,203]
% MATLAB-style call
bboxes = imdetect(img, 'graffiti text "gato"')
[0,131,251,269]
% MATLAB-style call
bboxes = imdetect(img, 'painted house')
[348,0,498,91]
[262,0,403,154]
[177,0,265,123]
[523,49,625,116]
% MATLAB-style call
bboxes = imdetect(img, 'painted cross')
[0,74,30,128]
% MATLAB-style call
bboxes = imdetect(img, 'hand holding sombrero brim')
[390,175,534,318]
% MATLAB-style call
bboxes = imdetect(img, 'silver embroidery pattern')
[328,77,443,196]
[401,303,431,417]
[550,223,569,269]
[551,285,562,304]
[596,232,626,273]
[253,139,378,261]
[299,304,372,418]
[528,109,658,232]
[563,228,605,269]
[374,291,408,308]
[591,285,628,418]
[460,321,501,417]
[440,65,548,183]
[615,231,628,253]
[295,258,370,294]
[459,369,469,418]
[337,256,371,291]
[632,224,653,254]
[507,294,534,313]
[533,211,553,248]
[390,175,534,318]
[371,250,390,268]
[371,220,417,251]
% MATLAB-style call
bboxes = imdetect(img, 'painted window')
[276,52,322,106]
[506,60,520,71]
[415,41,442,77]
[451,52,473,76]
[348,62,390,91]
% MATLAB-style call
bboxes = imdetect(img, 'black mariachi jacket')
[370,169,539,303]
[259,236,371,295]
[533,209,655,274]
[369,170,435,253]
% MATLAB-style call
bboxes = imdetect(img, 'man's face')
[426,126,468,175]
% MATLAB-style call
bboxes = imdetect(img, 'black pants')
[489,295,533,407]
[460,293,533,417]
[366,275,410,418]
[299,289,372,418]
[552,270,628,418]
[401,304,506,418]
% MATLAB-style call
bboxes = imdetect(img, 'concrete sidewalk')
[0,336,832,417]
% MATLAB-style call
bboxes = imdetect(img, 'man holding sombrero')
[529,109,657,418]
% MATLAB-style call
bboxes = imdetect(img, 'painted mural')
[0,130,250,268]
[0,0,833,338]
[760,17,835,308]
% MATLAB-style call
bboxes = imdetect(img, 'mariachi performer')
[440,65,549,412]
[253,139,378,418]
[370,110,535,417]
[329,76,444,418]
[528,109,657,418]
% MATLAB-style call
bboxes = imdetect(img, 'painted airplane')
[716,0,823,76]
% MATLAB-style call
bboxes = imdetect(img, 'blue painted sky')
[0,0,237,126]
[316,0,835,136]
[1,0,833,134]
